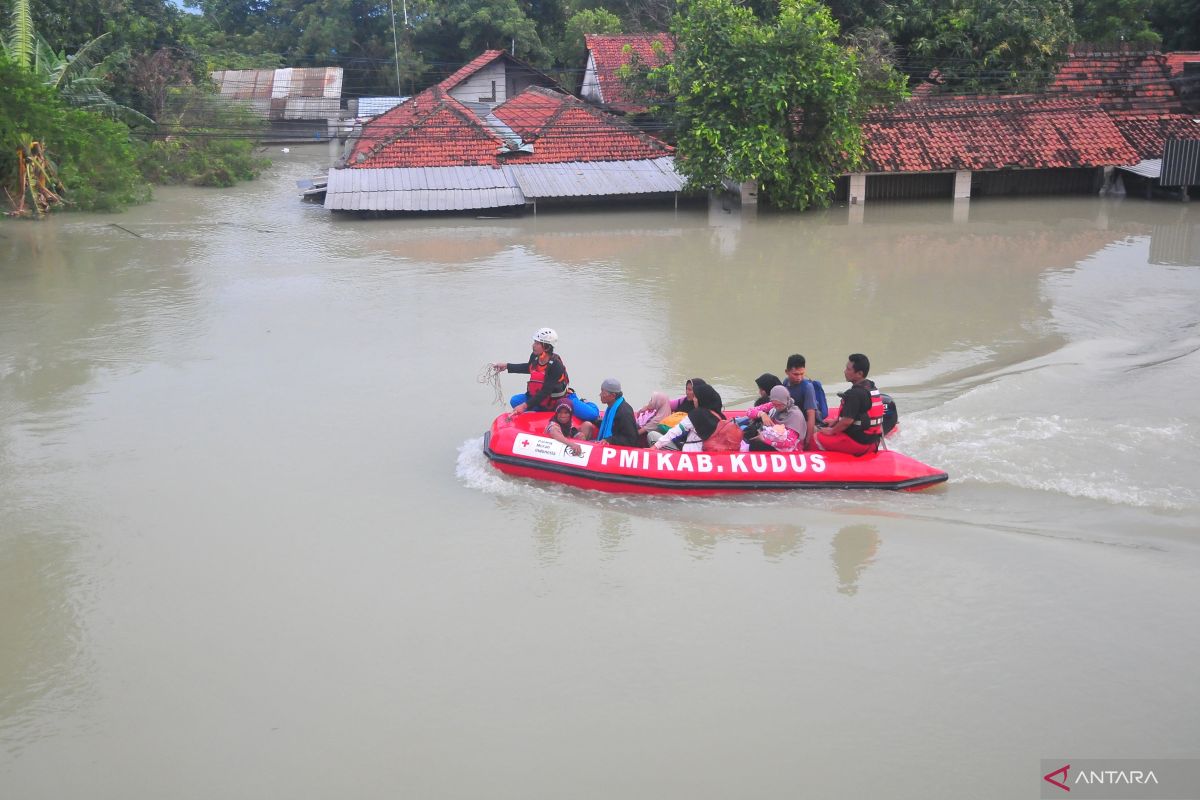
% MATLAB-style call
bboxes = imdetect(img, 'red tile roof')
[434,50,508,91]
[1113,115,1200,160]
[347,85,672,170]
[1048,52,1185,116]
[1164,52,1200,78]
[496,88,673,163]
[584,33,674,113]
[861,95,1138,173]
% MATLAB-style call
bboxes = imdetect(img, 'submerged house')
[844,50,1200,203]
[580,33,675,115]
[846,95,1139,202]
[322,50,685,214]
[211,67,343,142]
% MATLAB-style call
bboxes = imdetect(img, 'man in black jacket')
[579,378,639,447]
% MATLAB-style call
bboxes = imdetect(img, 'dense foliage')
[657,0,902,209]
[140,87,270,187]
[0,55,150,212]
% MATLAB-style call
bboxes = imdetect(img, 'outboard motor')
[881,393,899,434]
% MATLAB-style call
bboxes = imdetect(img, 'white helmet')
[533,327,558,346]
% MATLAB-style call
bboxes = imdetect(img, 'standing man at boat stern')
[494,328,600,422]
[814,353,885,456]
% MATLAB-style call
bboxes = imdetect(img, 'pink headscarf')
[636,391,673,428]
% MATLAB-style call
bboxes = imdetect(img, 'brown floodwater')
[2,145,1198,798]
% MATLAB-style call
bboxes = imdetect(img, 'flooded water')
[3,146,1199,798]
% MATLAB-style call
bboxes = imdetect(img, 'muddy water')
[2,146,1198,798]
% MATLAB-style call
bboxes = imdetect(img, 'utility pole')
[389,0,402,95]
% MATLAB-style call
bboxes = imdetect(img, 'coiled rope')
[478,363,505,406]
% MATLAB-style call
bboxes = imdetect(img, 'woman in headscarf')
[671,378,708,412]
[745,385,807,452]
[754,373,783,403]
[544,401,582,456]
[654,382,730,452]
[633,391,674,446]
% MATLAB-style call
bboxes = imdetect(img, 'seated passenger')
[578,378,640,447]
[754,373,783,403]
[653,383,740,452]
[634,392,674,441]
[672,378,708,412]
[544,401,582,456]
[745,385,806,452]
[814,353,884,456]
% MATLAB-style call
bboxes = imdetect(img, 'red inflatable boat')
[483,412,948,494]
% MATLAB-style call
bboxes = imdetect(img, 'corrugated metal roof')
[506,157,684,197]
[324,165,524,211]
[211,67,342,100]
[358,97,408,117]
[1119,158,1162,178]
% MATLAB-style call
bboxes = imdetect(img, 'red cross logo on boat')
[1043,765,1070,792]
[519,438,531,447]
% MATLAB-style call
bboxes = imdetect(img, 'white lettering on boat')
[619,450,640,469]
[656,452,674,471]
[729,454,748,473]
[676,454,694,472]
[789,454,807,472]
[601,447,617,466]
[696,454,713,473]
[811,454,826,472]
[750,454,767,471]
[770,454,786,472]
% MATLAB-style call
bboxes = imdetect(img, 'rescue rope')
[478,363,505,406]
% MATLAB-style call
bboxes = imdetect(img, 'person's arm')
[654,418,688,448]
[546,421,582,455]
[821,390,861,435]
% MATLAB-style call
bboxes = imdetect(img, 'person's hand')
[568,443,582,456]
[493,362,507,372]
[511,403,527,415]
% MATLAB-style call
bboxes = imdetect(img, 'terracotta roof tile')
[584,33,674,114]
[861,95,1138,172]
[1164,52,1200,78]
[435,50,508,92]
[1113,115,1200,159]
[347,85,672,170]
[1047,52,1185,116]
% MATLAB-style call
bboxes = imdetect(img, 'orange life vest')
[526,354,569,404]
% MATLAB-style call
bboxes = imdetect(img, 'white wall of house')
[581,53,603,103]
[449,62,507,108]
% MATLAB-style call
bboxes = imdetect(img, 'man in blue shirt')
[782,354,818,450]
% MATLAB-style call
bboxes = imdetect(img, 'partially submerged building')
[322,50,685,214]
[211,67,343,142]
[847,95,1139,203]
[580,33,675,115]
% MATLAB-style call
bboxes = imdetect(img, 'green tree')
[1149,0,1200,50]
[1072,0,1159,46]
[1,54,150,212]
[140,87,270,187]
[658,0,899,209]
[874,0,1075,92]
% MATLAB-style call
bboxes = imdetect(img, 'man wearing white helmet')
[494,328,600,422]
